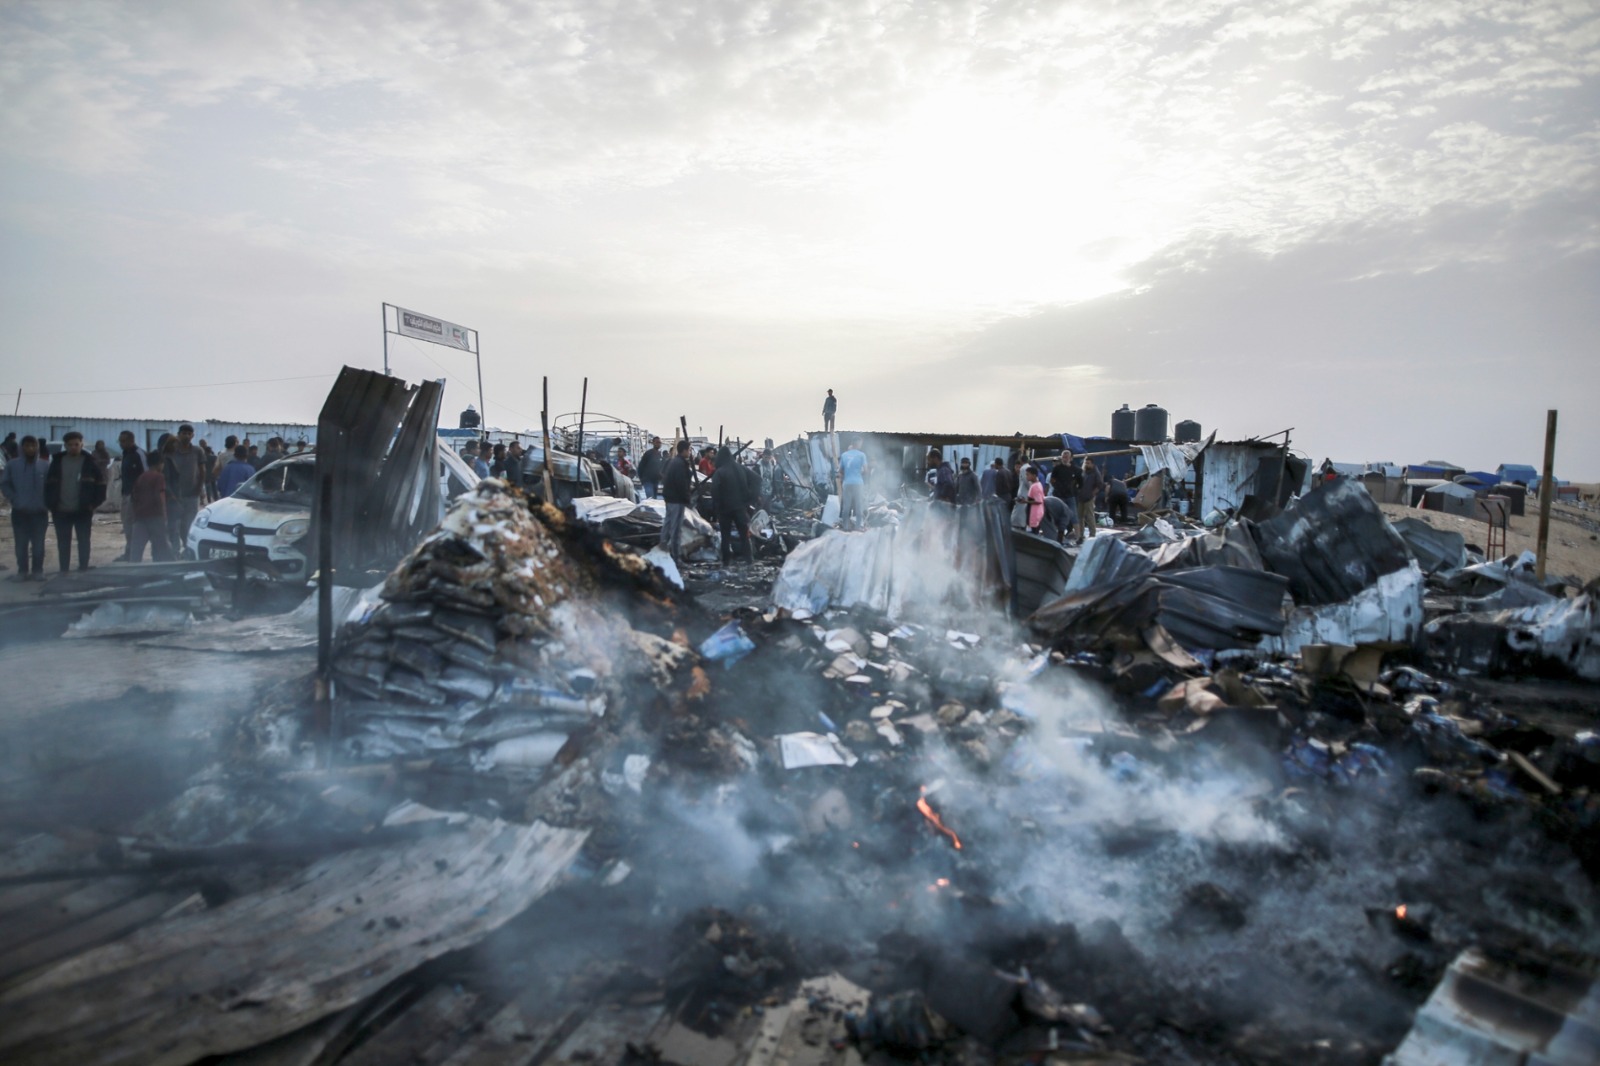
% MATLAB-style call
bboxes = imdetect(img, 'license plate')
[210,548,237,559]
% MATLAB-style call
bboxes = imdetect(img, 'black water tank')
[1111,404,1136,441]
[1175,419,1202,444]
[1135,403,1168,441]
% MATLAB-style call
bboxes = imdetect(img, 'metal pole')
[12,389,19,416]
[577,377,588,462]
[1535,409,1557,581]
[381,303,390,377]
[540,376,555,503]
[473,331,485,432]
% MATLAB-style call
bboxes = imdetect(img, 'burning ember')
[1395,905,1407,920]
[916,788,962,850]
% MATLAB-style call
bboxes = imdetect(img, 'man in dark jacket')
[822,389,837,433]
[712,446,754,564]
[1,435,50,579]
[45,431,107,572]
[1076,457,1104,541]
[956,457,981,504]
[1048,451,1081,540]
[116,430,148,561]
[637,437,664,500]
[927,448,956,503]
[659,440,693,562]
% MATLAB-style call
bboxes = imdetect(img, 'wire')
[8,374,338,396]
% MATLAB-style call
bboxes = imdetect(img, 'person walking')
[1,435,51,579]
[659,439,693,562]
[712,446,754,564]
[822,389,837,433]
[127,454,173,562]
[217,445,257,498]
[1077,457,1104,540]
[45,431,107,572]
[637,437,664,500]
[116,430,148,561]
[837,437,868,531]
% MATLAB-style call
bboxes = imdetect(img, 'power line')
[8,373,338,397]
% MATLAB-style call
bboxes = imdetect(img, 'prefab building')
[3,415,317,454]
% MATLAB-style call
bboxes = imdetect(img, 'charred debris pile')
[1,478,1598,1066]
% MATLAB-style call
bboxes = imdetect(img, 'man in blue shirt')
[217,446,258,498]
[837,438,868,531]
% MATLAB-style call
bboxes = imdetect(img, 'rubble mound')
[332,480,615,763]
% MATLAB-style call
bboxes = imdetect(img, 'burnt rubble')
[0,477,1597,1065]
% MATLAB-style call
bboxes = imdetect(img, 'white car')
[188,455,317,578]
[187,441,481,579]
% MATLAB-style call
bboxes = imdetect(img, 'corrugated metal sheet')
[2,416,316,452]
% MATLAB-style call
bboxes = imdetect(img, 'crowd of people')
[0,426,307,580]
[914,445,1133,546]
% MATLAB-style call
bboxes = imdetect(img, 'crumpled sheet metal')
[771,502,1005,621]
[1391,516,1467,577]
[571,495,715,555]
[1253,477,1411,606]
[1062,535,1155,595]
[1030,565,1289,652]
[1262,562,1425,655]
[1144,520,1265,573]
[1426,592,1599,681]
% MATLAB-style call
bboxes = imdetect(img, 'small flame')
[916,789,963,850]
[1395,905,1407,920]
[936,877,950,887]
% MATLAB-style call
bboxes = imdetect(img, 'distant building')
[1,415,317,453]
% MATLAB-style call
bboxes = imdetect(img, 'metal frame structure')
[380,302,484,428]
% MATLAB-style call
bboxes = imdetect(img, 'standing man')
[637,437,664,500]
[1,435,50,580]
[713,446,754,564]
[116,430,148,561]
[1,432,18,461]
[261,436,287,468]
[822,389,837,433]
[659,439,693,562]
[1048,451,1082,544]
[837,437,868,531]
[927,448,956,503]
[1077,457,1104,540]
[45,431,107,572]
[163,423,206,555]
[980,458,1001,499]
[217,445,257,498]
[956,457,981,504]
[502,441,527,488]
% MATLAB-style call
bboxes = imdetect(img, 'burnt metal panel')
[1252,477,1411,606]
[312,367,444,584]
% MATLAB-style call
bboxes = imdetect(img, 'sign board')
[395,307,473,351]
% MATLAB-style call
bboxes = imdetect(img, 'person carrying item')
[1,435,50,580]
[1076,457,1104,540]
[217,445,257,498]
[837,437,868,531]
[712,446,754,564]
[46,431,107,572]
[659,439,693,562]
[822,389,837,433]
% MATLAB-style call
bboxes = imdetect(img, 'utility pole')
[1534,409,1557,582]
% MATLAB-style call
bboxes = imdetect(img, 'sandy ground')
[1377,499,1600,584]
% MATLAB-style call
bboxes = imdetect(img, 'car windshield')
[234,459,316,506]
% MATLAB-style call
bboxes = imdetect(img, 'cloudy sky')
[2,0,1596,475]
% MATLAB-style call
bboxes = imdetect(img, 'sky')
[1,0,1596,477]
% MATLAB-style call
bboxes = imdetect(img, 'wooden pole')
[12,389,19,416]
[1534,409,1557,581]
